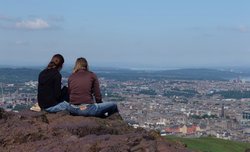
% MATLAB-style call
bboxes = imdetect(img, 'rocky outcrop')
[0,108,189,152]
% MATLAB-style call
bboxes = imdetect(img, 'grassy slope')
[166,136,250,152]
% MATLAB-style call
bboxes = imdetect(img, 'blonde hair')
[73,57,89,73]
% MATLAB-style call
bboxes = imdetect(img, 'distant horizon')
[0,63,249,71]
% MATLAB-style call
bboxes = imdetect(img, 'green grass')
[166,136,250,152]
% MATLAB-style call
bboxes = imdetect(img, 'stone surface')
[0,108,190,152]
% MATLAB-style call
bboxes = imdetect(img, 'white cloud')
[0,14,15,22]
[216,25,250,33]
[15,40,29,45]
[15,18,50,30]
[237,25,249,33]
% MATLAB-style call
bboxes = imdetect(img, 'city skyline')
[0,1,250,68]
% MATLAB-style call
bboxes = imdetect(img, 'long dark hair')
[47,54,64,70]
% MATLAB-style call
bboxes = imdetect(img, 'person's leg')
[45,101,69,113]
[66,104,80,115]
[67,103,118,118]
[95,102,118,118]
[67,104,98,116]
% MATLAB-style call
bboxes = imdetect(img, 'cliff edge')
[0,108,189,152]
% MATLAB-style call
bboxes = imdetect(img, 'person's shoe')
[30,103,41,112]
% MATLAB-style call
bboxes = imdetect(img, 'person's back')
[68,69,102,105]
[67,57,118,118]
[37,54,69,113]
[38,68,62,109]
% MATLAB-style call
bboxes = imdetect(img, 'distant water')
[234,77,250,82]
[242,77,250,82]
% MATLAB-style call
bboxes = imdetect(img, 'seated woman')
[67,57,118,118]
[37,54,69,113]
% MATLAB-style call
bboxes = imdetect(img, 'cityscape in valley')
[1,1,250,151]
[0,68,250,143]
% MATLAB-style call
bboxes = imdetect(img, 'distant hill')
[0,68,40,83]
[97,68,243,81]
[156,68,241,80]
[0,68,70,83]
[166,136,250,152]
[0,67,247,83]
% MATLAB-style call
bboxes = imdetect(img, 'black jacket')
[37,68,62,109]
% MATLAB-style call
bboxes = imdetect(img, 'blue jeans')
[45,101,70,113]
[67,102,118,118]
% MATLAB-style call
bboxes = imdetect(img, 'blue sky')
[0,0,250,69]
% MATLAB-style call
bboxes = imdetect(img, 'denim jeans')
[67,102,118,118]
[45,101,70,113]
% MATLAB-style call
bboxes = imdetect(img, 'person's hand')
[79,105,87,111]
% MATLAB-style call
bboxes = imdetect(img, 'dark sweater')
[37,68,62,109]
[68,69,102,104]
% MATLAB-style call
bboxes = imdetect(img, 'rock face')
[0,108,189,152]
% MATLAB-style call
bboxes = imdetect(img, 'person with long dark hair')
[67,57,119,117]
[37,54,69,112]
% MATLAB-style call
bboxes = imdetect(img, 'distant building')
[180,124,199,134]
[165,124,204,134]
[241,110,250,127]
[221,103,225,118]
[243,111,250,120]
[165,125,180,134]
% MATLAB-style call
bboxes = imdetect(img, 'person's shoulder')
[39,68,47,73]
[68,73,74,79]
[52,68,61,76]
[46,68,61,79]
[88,70,96,75]
[39,68,48,76]
[88,71,98,78]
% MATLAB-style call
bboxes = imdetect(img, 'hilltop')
[0,108,189,152]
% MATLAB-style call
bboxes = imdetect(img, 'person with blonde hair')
[37,54,69,112]
[67,57,118,117]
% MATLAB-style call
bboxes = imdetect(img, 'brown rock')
[0,108,190,152]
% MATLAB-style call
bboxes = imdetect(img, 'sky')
[0,0,250,69]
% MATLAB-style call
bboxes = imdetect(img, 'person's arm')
[66,77,72,103]
[68,77,71,96]
[61,86,69,102]
[54,73,62,102]
[92,74,102,103]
